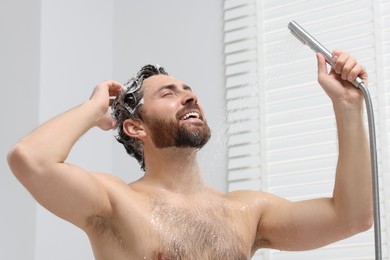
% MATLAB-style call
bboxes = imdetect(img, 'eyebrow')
[156,83,193,93]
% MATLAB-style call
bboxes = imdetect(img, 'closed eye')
[156,83,192,98]
[162,91,175,97]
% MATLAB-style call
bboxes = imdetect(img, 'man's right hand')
[90,80,124,131]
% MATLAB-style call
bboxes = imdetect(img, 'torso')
[85,175,261,260]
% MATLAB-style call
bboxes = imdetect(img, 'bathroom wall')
[0,0,40,259]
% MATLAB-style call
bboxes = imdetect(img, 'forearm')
[332,101,373,229]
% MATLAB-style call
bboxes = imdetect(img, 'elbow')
[347,211,374,235]
[356,204,374,233]
[7,143,27,177]
[7,143,39,179]
[357,214,374,233]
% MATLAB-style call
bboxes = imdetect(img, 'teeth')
[181,112,199,120]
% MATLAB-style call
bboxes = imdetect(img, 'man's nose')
[181,91,198,105]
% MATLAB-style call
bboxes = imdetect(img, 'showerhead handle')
[288,21,364,89]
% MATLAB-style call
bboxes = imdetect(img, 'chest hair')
[148,195,250,260]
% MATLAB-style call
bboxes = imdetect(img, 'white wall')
[0,0,226,259]
[0,0,40,259]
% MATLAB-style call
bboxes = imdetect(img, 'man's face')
[140,75,211,149]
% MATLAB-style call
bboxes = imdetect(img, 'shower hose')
[358,82,381,260]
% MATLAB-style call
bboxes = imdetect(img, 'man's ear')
[123,119,146,139]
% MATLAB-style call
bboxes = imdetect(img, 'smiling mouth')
[180,111,200,121]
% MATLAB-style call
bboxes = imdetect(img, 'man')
[8,50,372,259]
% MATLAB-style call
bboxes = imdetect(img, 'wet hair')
[112,64,168,171]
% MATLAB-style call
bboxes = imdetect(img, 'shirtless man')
[8,50,372,259]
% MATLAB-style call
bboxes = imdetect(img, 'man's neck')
[142,147,206,194]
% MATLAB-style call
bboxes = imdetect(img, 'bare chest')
[142,195,253,260]
[89,192,256,260]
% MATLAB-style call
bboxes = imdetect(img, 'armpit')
[86,214,123,245]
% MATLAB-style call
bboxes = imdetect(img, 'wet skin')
[87,75,262,259]
[86,174,263,260]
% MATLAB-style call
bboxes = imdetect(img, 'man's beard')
[142,108,211,149]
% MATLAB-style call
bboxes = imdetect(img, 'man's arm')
[255,50,373,250]
[7,81,124,229]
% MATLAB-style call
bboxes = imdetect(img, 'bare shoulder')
[91,172,138,196]
[91,172,129,185]
[224,190,288,215]
[225,189,272,204]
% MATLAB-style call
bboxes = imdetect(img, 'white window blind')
[223,0,390,259]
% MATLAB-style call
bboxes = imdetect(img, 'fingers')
[91,80,124,100]
[316,53,328,85]
[316,53,328,75]
[99,80,125,96]
[331,50,368,84]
